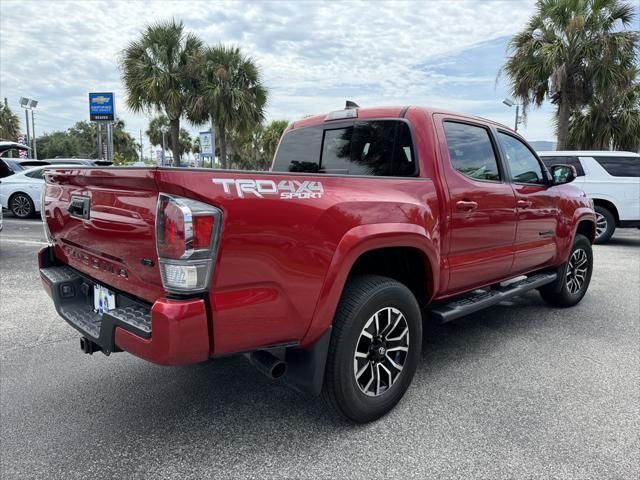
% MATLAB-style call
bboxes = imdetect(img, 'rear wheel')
[322,275,422,423]
[540,234,593,307]
[9,193,35,219]
[594,206,615,244]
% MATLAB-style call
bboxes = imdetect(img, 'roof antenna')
[345,100,359,109]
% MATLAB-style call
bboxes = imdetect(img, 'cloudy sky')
[2,0,571,148]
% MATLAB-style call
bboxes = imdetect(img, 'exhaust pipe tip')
[247,350,287,379]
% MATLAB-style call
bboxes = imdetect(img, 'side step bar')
[429,272,557,323]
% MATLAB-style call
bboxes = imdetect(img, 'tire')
[539,234,593,308]
[594,206,615,244]
[322,275,422,423]
[9,193,35,219]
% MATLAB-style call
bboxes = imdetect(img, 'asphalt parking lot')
[1,215,638,479]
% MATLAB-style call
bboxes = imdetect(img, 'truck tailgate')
[43,168,163,303]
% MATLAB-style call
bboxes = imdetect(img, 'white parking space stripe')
[0,238,48,246]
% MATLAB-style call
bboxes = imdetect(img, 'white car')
[539,151,640,243]
[0,165,75,219]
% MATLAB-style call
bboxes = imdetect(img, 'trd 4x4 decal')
[213,178,324,199]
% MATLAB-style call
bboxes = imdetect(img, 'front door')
[436,118,518,295]
[496,131,559,274]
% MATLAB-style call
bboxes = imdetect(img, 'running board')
[429,272,557,323]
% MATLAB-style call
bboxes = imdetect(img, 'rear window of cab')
[272,120,416,177]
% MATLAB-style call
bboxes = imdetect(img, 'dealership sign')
[89,92,115,121]
[200,130,214,157]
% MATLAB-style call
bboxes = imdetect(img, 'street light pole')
[19,97,38,158]
[31,109,37,159]
[24,108,31,157]
[502,98,522,132]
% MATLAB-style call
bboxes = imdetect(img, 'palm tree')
[0,100,21,142]
[261,120,289,165]
[120,19,203,165]
[568,78,640,151]
[502,0,637,149]
[188,44,267,169]
[146,114,192,161]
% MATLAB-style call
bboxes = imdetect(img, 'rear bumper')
[39,247,210,366]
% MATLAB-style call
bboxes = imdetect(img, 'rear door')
[43,167,164,303]
[435,116,517,294]
[496,131,558,274]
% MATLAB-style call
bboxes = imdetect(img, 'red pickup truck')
[39,105,595,422]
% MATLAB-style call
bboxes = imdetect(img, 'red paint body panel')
[41,105,595,365]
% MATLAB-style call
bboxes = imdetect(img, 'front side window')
[594,156,640,177]
[498,132,545,184]
[443,121,501,181]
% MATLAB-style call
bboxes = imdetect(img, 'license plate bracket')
[94,284,116,314]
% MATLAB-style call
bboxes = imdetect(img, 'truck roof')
[291,105,514,132]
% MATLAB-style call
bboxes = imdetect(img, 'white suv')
[539,151,640,243]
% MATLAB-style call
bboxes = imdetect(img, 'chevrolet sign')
[89,92,115,121]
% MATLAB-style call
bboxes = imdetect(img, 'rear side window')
[541,156,585,176]
[594,156,640,177]
[25,169,44,179]
[443,121,500,181]
[273,120,416,177]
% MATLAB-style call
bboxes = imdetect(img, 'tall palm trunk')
[219,123,228,169]
[556,96,571,150]
[170,117,180,166]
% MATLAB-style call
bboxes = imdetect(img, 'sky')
[0,0,593,150]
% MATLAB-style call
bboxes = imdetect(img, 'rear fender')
[299,223,438,347]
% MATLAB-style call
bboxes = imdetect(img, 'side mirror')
[550,164,576,185]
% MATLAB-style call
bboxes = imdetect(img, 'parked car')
[38,105,595,422]
[538,151,640,243]
[0,164,76,218]
[41,158,95,166]
[42,158,114,167]
[0,141,30,178]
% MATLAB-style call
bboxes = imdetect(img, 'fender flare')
[299,222,439,347]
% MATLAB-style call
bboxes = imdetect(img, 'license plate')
[94,284,116,314]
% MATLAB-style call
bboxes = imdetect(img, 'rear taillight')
[156,193,222,294]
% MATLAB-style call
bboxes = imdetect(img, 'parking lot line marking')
[0,238,49,246]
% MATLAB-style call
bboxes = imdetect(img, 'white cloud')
[1,0,557,149]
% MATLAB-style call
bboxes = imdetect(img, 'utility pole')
[139,129,144,163]
[160,126,168,166]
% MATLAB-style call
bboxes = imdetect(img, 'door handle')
[517,200,532,209]
[456,200,478,211]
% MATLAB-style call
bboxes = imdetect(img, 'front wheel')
[322,275,422,423]
[539,234,593,307]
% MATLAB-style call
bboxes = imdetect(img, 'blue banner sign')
[89,92,115,121]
